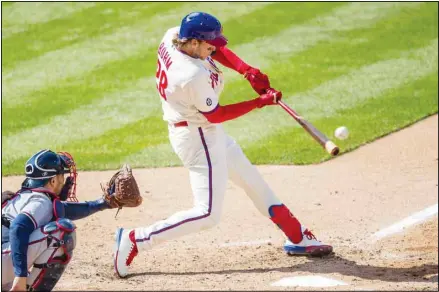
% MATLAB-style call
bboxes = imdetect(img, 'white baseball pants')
[134,123,282,250]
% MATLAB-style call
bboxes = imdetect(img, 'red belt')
[173,121,188,127]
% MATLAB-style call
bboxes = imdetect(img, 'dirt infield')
[2,115,438,290]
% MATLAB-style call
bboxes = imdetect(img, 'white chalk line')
[270,203,438,288]
[371,203,438,241]
[271,275,348,287]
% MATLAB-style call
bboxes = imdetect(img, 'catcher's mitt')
[101,164,142,211]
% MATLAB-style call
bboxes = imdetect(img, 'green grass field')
[1,2,438,175]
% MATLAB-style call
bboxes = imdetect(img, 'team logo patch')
[206,98,212,106]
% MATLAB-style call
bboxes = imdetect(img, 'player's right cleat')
[284,227,333,257]
[113,228,138,278]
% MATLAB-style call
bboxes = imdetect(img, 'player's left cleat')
[113,228,138,278]
[284,227,333,257]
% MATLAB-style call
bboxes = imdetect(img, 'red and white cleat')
[113,228,138,278]
[284,227,333,257]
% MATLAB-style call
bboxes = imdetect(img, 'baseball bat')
[277,100,339,156]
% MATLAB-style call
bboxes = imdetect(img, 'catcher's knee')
[28,218,76,291]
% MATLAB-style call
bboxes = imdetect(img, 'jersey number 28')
[156,60,168,100]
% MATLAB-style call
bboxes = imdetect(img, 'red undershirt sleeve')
[202,98,261,123]
[211,46,251,74]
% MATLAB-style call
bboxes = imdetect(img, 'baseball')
[335,126,349,140]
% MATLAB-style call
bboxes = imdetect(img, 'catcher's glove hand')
[101,164,142,212]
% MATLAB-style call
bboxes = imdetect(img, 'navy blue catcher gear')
[29,218,77,291]
[179,12,227,47]
[21,149,70,189]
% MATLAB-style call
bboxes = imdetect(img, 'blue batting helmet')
[179,12,228,47]
[21,149,71,189]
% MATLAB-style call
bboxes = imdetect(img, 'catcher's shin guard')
[28,218,76,291]
[28,263,68,291]
[269,204,303,244]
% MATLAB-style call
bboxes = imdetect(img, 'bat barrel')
[325,141,339,156]
[277,100,339,156]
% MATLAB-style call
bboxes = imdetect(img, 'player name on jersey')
[158,42,173,70]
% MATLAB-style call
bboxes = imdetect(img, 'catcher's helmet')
[21,149,71,189]
[179,12,227,47]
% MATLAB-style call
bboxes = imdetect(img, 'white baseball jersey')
[156,26,225,126]
[130,26,282,254]
[1,191,53,243]
[116,25,325,266]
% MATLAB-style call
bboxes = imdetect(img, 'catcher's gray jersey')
[2,190,53,243]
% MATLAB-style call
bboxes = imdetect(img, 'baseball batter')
[114,12,333,278]
[1,149,117,291]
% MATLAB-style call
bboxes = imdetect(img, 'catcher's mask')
[21,149,78,202]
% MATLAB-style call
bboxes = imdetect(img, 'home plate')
[271,275,348,287]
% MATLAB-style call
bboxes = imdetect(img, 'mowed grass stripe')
[1,116,170,174]
[2,5,347,170]
[5,72,436,173]
[223,1,436,99]
[2,2,341,136]
[1,2,96,38]
[1,2,178,70]
[245,73,438,165]
[223,2,345,45]
[2,2,401,163]
[221,2,438,136]
[1,2,434,171]
[0,2,14,8]
[2,77,155,164]
[225,40,438,143]
[123,2,425,162]
[122,40,437,168]
[1,1,403,114]
[64,116,169,171]
[1,2,273,107]
[2,2,331,70]
[259,1,438,97]
[3,1,407,133]
[223,2,421,74]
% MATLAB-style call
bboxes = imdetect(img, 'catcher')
[1,149,141,291]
